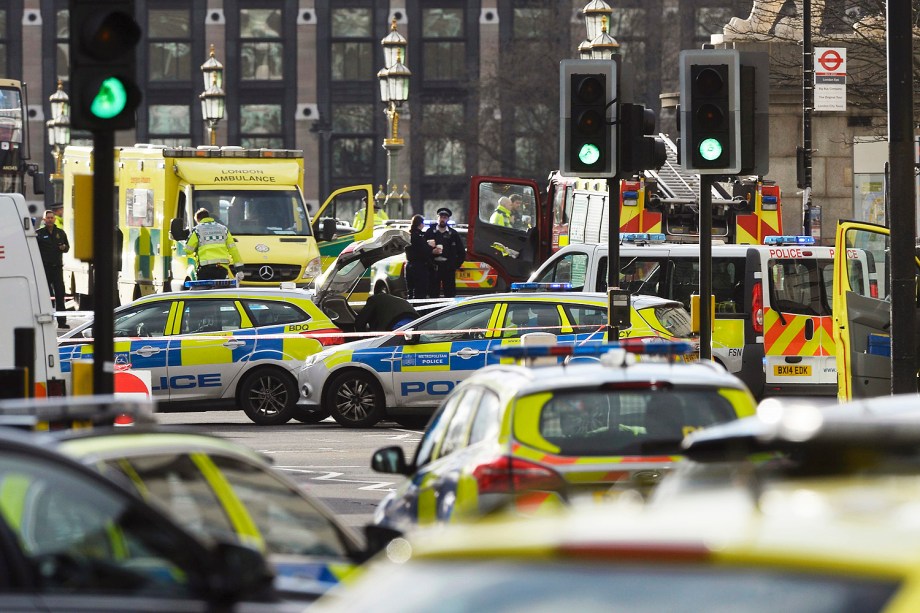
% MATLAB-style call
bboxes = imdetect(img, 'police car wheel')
[393,416,429,430]
[238,367,297,426]
[325,370,385,428]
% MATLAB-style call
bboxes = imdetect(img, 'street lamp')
[589,17,619,60]
[379,19,410,218]
[199,44,225,146]
[46,80,70,204]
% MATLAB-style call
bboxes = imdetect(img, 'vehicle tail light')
[46,379,67,397]
[869,279,878,299]
[472,455,565,494]
[300,328,344,346]
[752,283,763,334]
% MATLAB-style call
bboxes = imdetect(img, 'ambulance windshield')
[197,189,312,236]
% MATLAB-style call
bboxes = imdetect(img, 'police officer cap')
[437,207,452,217]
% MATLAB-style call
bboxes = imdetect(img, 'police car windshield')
[197,189,312,236]
[530,389,738,457]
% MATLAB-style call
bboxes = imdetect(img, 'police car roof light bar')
[620,232,667,244]
[492,339,694,360]
[509,282,575,292]
[762,235,815,246]
[184,278,240,289]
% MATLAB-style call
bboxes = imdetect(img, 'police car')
[59,286,343,425]
[369,340,756,530]
[57,230,416,426]
[297,290,695,428]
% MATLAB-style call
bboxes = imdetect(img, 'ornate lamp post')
[47,80,70,204]
[199,44,225,146]
[378,19,410,218]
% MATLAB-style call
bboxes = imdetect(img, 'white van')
[529,236,876,398]
[0,193,66,397]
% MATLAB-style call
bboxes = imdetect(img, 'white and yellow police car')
[59,285,343,425]
[297,289,694,428]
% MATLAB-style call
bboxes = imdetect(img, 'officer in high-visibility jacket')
[186,208,244,280]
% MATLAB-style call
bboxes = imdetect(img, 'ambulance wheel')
[325,370,385,428]
[239,367,297,426]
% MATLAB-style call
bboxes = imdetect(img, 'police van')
[0,193,66,398]
[529,235,877,398]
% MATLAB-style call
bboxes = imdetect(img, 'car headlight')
[302,256,323,280]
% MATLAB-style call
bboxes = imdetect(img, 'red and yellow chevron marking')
[763,310,834,357]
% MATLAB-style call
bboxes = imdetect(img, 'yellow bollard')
[71,360,94,395]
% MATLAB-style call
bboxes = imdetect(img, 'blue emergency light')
[184,278,240,289]
[763,235,815,246]
[492,339,694,360]
[619,232,667,243]
[762,195,778,205]
[510,282,574,292]
[622,190,639,200]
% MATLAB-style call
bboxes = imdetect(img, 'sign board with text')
[814,47,846,111]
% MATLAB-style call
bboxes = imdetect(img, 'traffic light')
[619,103,667,173]
[69,0,142,131]
[559,59,616,178]
[679,50,740,175]
[739,51,770,176]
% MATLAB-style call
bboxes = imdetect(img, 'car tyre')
[239,367,297,426]
[291,406,332,424]
[324,370,385,428]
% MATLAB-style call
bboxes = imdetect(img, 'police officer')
[36,209,70,328]
[186,208,244,280]
[405,214,434,299]
[425,207,466,298]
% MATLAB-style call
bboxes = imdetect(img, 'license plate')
[774,364,812,376]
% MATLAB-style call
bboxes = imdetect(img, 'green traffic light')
[578,143,601,166]
[698,138,723,161]
[90,77,129,119]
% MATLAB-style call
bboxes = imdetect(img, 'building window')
[422,103,465,177]
[240,102,282,148]
[330,8,372,81]
[330,103,375,180]
[512,8,549,38]
[422,8,465,81]
[240,8,283,80]
[694,7,733,43]
[148,9,192,82]
[331,138,374,179]
[148,104,191,147]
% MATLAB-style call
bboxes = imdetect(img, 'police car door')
[393,303,496,407]
[113,301,174,402]
[832,222,909,401]
[167,298,251,402]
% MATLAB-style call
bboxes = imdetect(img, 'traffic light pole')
[607,172,621,340]
[92,130,115,395]
[699,176,713,361]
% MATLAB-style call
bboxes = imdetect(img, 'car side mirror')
[208,542,276,603]
[169,217,190,241]
[362,524,405,561]
[371,445,410,475]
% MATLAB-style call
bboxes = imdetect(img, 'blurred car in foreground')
[371,341,756,530]
[56,427,372,602]
[651,393,920,506]
[298,289,694,428]
[315,457,920,612]
[0,426,281,611]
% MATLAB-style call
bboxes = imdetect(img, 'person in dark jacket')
[424,207,466,298]
[405,214,435,299]
[354,293,419,333]
[36,209,70,328]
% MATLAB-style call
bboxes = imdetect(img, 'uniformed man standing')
[186,208,244,280]
[36,209,70,328]
[425,207,466,298]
